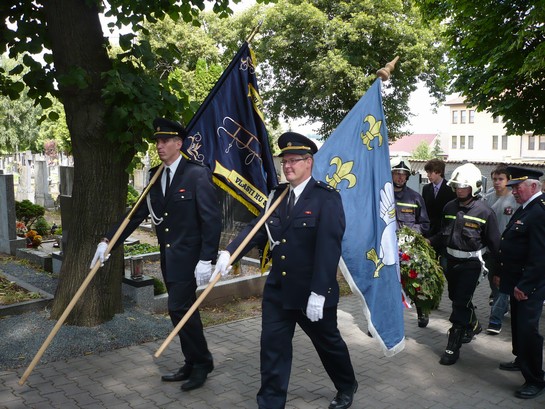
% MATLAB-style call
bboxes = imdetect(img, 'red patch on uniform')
[305,211,312,215]
[179,189,185,192]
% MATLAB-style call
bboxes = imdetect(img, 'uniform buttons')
[165,228,169,232]
[181,195,185,199]
[164,212,169,216]
[281,239,287,243]
[166,244,171,248]
[281,255,286,260]
[281,271,286,276]
[303,222,307,226]
[500,262,503,266]
[269,220,274,224]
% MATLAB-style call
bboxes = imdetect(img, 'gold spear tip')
[376,56,400,81]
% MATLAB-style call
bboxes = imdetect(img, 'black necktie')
[164,167,171,196]
[287,189,295,217]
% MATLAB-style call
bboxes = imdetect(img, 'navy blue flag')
[312,78,405,356]
[183,42,278,215]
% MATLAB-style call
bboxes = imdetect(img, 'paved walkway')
[1,280,544,409]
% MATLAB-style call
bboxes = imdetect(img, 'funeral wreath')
[397,226,445,313]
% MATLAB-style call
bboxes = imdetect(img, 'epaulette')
[315,180,336,191]
[185,157,206,167]
[272,183,289,192]
[540,198,545,210]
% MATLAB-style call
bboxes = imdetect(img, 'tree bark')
[45,0,133,325]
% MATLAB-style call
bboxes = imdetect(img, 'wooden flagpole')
[376,56,399,81]
[154,185,289,358]
[19,164,165,386]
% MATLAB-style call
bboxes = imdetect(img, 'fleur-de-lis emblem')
[326,157,357,190]
[360,114,383,150]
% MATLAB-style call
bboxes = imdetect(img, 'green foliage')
[126,185,139,207]
[416,0,545,135]
[411,141,432,160]
[397,226,445,313]
[430,139,443,158]
[15,200,45,228]
[248,0,448,138]
[153,277,167,296]
[33,216,51,237]
[124,243,160,256]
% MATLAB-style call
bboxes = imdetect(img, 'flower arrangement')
[25,229,42,248]
[397,226,445,313]
[16,221,28,237]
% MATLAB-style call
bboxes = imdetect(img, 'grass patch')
[0,274,42,305]
[200,296,262,327]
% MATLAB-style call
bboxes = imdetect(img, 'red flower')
[409,269,418,279]
[401,253,411,261]
[415,286,422,292]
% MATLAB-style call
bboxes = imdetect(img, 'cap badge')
[287,142,292,147]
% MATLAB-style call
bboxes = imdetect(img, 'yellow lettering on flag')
[214,161,267,208]
[247,83,265,122]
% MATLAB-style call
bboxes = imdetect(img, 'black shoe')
[439,348,460,365]
[462,322,482,344]
[418,315,429,328]
[328,381,358,409]
[439,326,464,365]
[486,323,501,335]
[514,383,545,399]
[180,363,214,391]
[161,364,193,382]
[499,360,521,371]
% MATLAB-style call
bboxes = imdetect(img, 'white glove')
[306,292,325,322]
[210,251,232,282]
[90,241,110,268]
[194,260,212,286]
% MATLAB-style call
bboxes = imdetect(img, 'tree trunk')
[44,0,134,325]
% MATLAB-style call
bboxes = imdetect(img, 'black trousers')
[445,258,481,327]
[257,282,356,409]
[166,280,213,368]
[510,285,545,386]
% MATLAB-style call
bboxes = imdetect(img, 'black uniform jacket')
[227,178,345,310]
[422,179,457,237]
[109,158,221,283]
[430,198,500,257]
[499,193,545,296]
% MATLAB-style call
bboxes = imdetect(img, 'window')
[460,110,467,124]
[451,135,457,149]
[469,110,475,123]
[452,110,458,124]
[493,116,500,123]
[528,135,535,150]
[468,135,474,149]
[540,135,545,150]
[492,135,498,150]
[501,135,508,150]
[460,135,466,149]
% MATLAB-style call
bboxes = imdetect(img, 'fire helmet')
[447,163,482,197]
[390,157,411,177]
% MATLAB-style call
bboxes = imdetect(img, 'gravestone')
[58,166,74,253]
[0,174,26,255]
[15,159,33,202]
[34,159,55,208]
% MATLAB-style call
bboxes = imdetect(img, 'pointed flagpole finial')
[376,56,399,81]
[246,20,263,44]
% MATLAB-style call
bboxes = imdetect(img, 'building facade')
[441,96,545,163]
